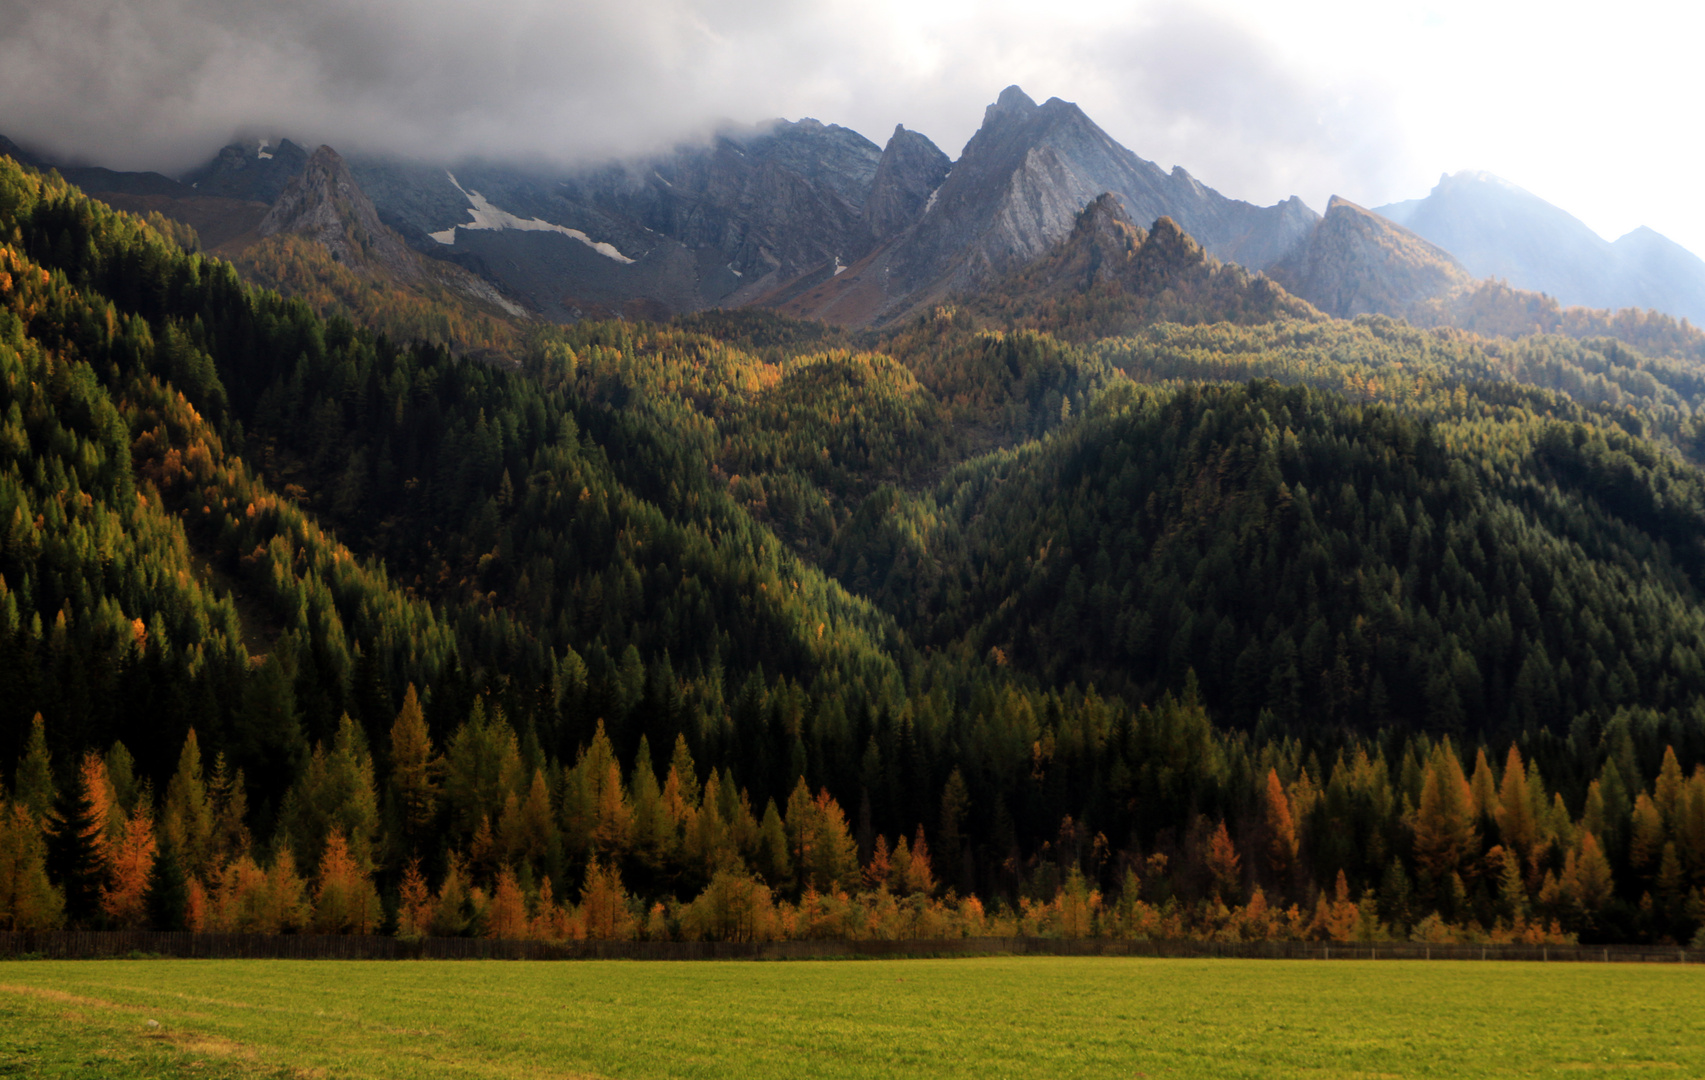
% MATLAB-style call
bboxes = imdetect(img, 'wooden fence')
[0,931,1697,964]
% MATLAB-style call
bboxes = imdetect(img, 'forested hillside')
[3,155,1703,949]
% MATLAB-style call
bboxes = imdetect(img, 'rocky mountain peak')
[183,138,308,203]
[864,125,952,240]
[1268,195,1467,318]
[260,144,420,280]
[990,84,1039,117]
[1059,193,1146,286]
[1131,215,1208,286]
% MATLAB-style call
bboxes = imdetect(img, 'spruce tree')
[46,779,104,926]
[144,833,190,932]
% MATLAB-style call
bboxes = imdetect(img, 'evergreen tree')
[46,771,106,926]
[14,714,53,824]
[144,833,190,932]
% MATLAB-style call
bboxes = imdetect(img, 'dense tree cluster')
[2,154,1704,946]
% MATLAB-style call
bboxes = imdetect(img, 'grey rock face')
[885,86,1317,304]
[1268,195,1467,318]
[865,126,952,240]
[261,145,421,280]
[183,139,310,203]
[343,117,885,319]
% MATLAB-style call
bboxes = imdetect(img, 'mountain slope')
[1377,171,1705,324]
[969,194,1320,339]
[345,118,894,322]
[864,126,953,241]
[231,145,527,355]
[763,86,1318,327]
[9,149,1705,943]
[1268,196,1470,318]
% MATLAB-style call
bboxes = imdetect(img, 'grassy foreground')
[2,957,1701,1079]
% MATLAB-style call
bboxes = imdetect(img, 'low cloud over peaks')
[0,0,1404,214]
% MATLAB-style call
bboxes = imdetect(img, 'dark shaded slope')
[833,378,1705,737]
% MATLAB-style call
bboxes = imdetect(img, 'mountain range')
[1376,172,1705,325]
[6,88,1705,341]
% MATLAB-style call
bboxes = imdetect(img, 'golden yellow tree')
[101,802,157,928]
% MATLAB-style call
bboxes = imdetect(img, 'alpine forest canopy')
[4,153,1705,950]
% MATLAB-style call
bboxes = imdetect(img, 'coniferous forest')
[7,154,1705,949]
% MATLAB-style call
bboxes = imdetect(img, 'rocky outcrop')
[1268,196,1468,318]
[183,139,309,203]
[764,86,1320,326]
[885,86,1317,298]
[967,194,1319,338]
[261,145,421,279]
[342,117,886,320]
[864,126,952,240]
[254,145,525,317]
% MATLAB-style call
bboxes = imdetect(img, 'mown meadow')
[3,957,1703,1079]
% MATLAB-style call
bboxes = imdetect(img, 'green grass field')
[2,957,1701,1079]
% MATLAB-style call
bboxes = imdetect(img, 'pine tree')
[1631,793,1665,873]
[102,801,157,929]
[311,830,380,934]
[1206,820,1241,902]
[429,855,472,937]
[1575,832,1614,915]
[1414,744,1478,882]
[754,799,791,887]
[14,713,53,824]
[396,858,433,940]
[208,754,250,866]
[864,834,892,892]
[77,751,118,872]
[144,832,190,932]
[938,768,969,891]
[587,756,631,857]
[46,767,106,925]
[0,803,64,930]
[485,867,528,940]
[903,825,935,897]
[1468,748,1498,835]
[104,742,139,816]
[629,738,669,871]
[389,684,438,847]
[1262,768,1297,883]
[162,729,215,881]
[580,859,634,940]
[262,847,311,934]
[1495,745,1537,860]
[1655,747,1686,827]
[1490,845,1528,922]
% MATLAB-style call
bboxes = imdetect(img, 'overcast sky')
[2,0,1700,254]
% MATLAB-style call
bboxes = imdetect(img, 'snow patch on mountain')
[430,172,634,263]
